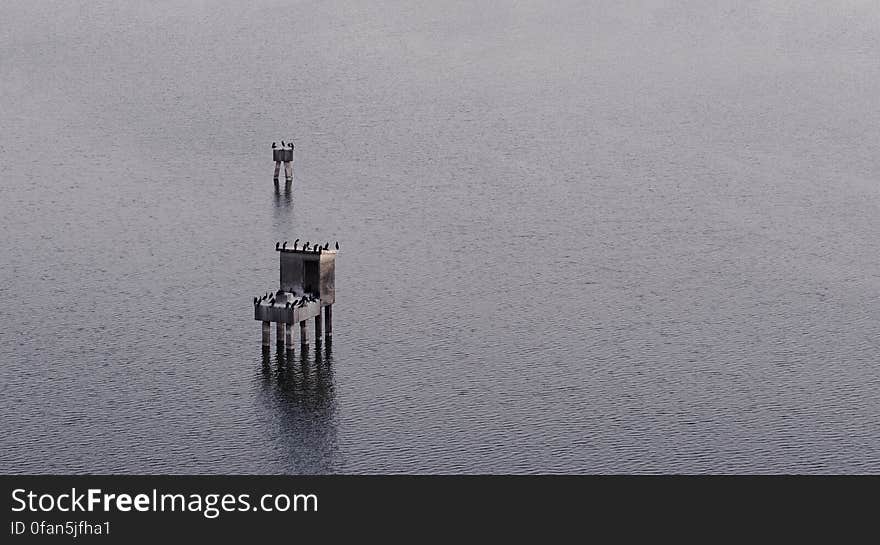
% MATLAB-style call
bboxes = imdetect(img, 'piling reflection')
[258,345,338,473]
[273,182,293,208]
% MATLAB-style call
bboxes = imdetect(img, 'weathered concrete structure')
[272,145,294,183]
[254,243,336,349]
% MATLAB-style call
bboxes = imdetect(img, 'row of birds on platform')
[276,239,338,252]
[271,141,294,149]
[254,290,318,308]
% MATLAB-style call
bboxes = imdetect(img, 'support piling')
[300,320,308,347]
[262,321,271,347]
[324,305,332,340]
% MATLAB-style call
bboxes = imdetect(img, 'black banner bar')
[2,475,875,540]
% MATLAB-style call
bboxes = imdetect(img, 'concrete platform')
[254,290,322,324]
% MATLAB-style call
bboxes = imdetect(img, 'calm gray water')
[1,1,879,474]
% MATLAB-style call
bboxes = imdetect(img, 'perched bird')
[335,241,339,250]
[303,242,310,251]
[282,241,288,249]
[323,242,329,250]
[293,238,299,249]
[272,142,276,148]
[281,140,286,147]
[275,242,280,250]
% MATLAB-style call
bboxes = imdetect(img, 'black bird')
[323,242,329,250]
[272,142,276,148]
[303,242,310,250]
[335,241,339,250]
[293,238,299,249]
[281,140,286,147]
[289,140,294,149]
[282,241,288,249]
[275,242,280,250]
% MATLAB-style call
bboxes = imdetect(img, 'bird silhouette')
[323,242,329,250]
[293,238,299,249]
[303,242,310,250]
[272,142,276,148]
[335,241,339,250]
[282,241,287,249]
[281,140,286,147]
[275,242,280,250]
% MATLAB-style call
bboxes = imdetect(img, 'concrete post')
[284,161,293,183]
[314,309,323,344]
[274,161,281,181]
[284,323,293,348]
[300,320,308,347]
[262,321,271,347]
[324,304,332,340]
[276,322,284,345]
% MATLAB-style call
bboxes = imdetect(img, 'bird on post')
[323,242,329,250]
[303,242,310,251]
[282,241,288,250]
[335,241,339,250]
[281,140,286,147]
[293,238,299,250]
[272,142,277,149]
[275,242,280,250]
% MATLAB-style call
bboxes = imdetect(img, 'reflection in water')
[258,345,339,473]
[273,181,293,209]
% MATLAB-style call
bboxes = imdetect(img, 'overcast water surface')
[1,1,879,473]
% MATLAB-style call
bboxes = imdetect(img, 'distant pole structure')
[253,241,337,351]
[272,141,294,184]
